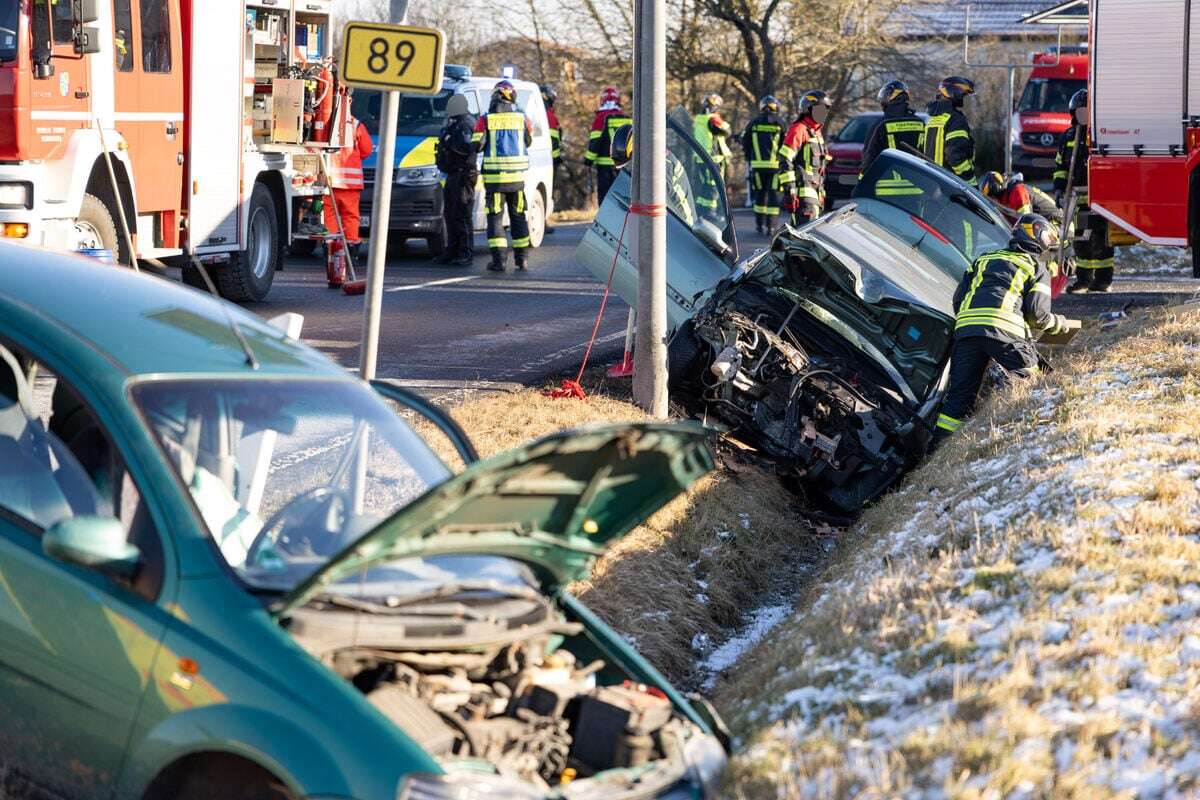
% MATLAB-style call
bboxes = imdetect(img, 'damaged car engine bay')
[671,245,951,512]
[288,569,703,795]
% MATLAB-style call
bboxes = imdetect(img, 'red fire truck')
[1011,48,1088,178]
[1088,0,1200,276]
[0,0,342,301]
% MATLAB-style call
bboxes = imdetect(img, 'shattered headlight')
[682,733,728,798]
[397,772,542,800]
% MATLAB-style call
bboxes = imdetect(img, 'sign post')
[340,21,446,381]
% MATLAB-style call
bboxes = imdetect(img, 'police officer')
[435,93,478,266]
[932,214,1069,447]
[1054,89,1114,293]
[779,90,832,225]
[861,80,925,175]
[586,87,631,204]
[925,76,977,179]
[472,80,534,272]
[741,95,785,234]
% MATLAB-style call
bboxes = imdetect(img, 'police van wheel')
[527,188,547,249]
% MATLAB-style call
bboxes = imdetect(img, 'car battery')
[569,684,673,770]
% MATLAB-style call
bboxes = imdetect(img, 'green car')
[0,247,729,800]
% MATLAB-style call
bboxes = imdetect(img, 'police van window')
[140,0,172,73]
[464,91,481,116]
[51,0,73,45]
[113,0,134,72]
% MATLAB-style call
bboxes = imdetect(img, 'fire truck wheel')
[217,183,279,302]
[75,193,126,264]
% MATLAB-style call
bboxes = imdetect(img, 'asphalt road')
[246,210,1197,392]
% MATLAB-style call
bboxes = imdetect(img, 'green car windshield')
[133,379,452,592]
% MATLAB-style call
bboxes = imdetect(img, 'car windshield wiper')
[313,579,543,615]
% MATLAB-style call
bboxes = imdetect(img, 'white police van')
[353,65,555,255]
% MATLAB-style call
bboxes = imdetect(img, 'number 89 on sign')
[340,22,446,94]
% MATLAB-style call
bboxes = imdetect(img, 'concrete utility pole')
[631,0,668,418]
[389,0,410,22]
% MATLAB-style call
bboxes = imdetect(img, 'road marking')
[385,276,480,293]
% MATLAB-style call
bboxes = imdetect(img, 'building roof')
[906,1,1063,37]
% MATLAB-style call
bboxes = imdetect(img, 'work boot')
[488,249,507,272]
[514,250,529,272]
[1066,268,1093,294]
[1089,267,1113,293]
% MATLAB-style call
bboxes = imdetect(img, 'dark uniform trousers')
[486,189,530,263]
[1072,196,1115,291]
[751,170,780,230]
[596,166,618,206]
[442,170,475,260]
[937,337,1040,437]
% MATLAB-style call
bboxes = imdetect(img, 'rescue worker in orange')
[979,172,1060,223]
[779,90,832,226]
[586,87,631,204]
[325,97,373,260]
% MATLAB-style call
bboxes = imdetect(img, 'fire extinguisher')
[326,237,346,288]
[312,64,335,143]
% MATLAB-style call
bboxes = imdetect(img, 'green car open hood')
[272,423,715,617]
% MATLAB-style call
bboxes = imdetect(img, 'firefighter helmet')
[1069,88,1088,113]
[877,80,910,108]
[798,90,831,116]
[540,84,557,107]
[979,171,1005,199]
[759,95,780,113]
[702,93,723,113]
[492,80,517,104]
[611,123,634,167]
[938,76,976,102]
[600,86,621,107]
[1010,213,1060,256]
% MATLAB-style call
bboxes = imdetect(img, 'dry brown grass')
[721,305,1200,798]
[549,207,597,224]
[422,386,807,685]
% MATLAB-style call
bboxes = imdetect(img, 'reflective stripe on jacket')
[924,100,975,178]
[547,107,562,160]
[953,248,1065,341]
[779,118,827,201]
[586,109,631,167]
[861,108,925,175]
[329,120,374,190]
[1053,124,1089,193]
[474,107,533,186]
[694,112,733,165]
[741,111,783,171]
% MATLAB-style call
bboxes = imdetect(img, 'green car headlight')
[397,772,542,800]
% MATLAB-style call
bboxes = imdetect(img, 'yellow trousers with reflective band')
[486,190,530,253]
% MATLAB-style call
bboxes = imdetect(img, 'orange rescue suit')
[325,119,374,244]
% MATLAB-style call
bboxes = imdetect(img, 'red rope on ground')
[547,202,652,400]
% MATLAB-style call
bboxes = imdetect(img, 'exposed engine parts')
[326,637,677,789]
[683,297,914,511]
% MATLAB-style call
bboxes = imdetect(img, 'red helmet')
[600,86,621,106]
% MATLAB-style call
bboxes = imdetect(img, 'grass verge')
[720,304,1200,798]
[423,385,813,687]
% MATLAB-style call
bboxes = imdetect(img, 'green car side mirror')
[43,517,141,581]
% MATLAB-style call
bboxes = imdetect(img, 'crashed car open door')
[575,108,739,332]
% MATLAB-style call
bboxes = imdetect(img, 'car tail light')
[910,214,950,245]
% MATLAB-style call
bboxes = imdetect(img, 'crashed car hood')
[796,206,960,317]
[272,423,714,617]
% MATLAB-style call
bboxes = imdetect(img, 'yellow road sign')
[340,22,445,94]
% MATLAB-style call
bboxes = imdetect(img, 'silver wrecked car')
[575,110,1012,511]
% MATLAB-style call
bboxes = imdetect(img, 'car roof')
[0,245,349,379]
